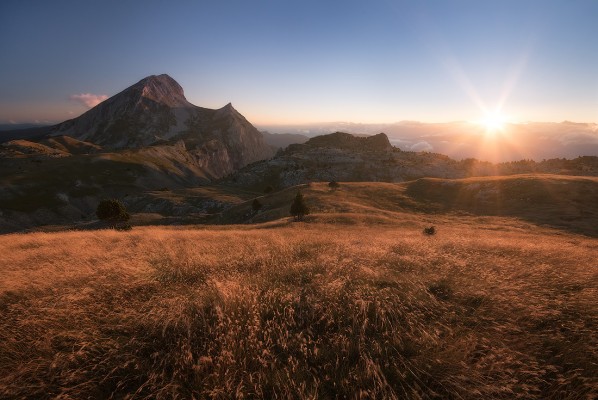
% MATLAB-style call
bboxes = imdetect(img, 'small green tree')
[96,199,130,228]
[328,180,340,191]
[290,191,310,221]
[252,198,262,212]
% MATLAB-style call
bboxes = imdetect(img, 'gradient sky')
[1,0,597,125]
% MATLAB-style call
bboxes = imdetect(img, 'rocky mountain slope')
[2,74,273,166]
[0,74,275,231]
[49,74,272,165]
[50,74,196,148]
[225,132,465,190]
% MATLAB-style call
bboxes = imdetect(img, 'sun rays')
[431,34,536,163]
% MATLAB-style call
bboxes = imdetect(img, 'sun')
[478,112,508,133]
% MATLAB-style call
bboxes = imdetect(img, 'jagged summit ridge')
[214,102,237,119]
[130,74,191,108]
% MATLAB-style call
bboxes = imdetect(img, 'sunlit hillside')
[218,174,598,237]
[1,181,597,399]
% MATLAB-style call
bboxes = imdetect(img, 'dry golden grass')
[1,217,597,399]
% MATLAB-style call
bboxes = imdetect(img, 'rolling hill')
[214,174,598,237]
[25,172,589,239]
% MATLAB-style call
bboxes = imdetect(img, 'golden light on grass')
[1,178,597,399]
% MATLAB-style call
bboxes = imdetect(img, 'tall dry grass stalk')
[0,221,596,398]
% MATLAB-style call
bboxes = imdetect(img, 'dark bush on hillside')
[423,226,436,235]
[264,185,274,194]
[115,223,133,231]
[252,198,262,212]
[328,181,340,191]
[290,191,310,221]
[96,199,130,228]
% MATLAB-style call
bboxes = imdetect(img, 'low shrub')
[423,226,436,235]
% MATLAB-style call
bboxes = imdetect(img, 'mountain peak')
[48,74,273,164]
[136,73,178,87]
[214,102,238,119]
[131,74,190,108]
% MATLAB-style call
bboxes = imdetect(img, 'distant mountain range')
[257,120,598,162]
[0,123,49,132]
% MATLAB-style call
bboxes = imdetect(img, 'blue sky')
[1,0,597,124]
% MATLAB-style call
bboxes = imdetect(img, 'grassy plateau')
[1,178,597,399]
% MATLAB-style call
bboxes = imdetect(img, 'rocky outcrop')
[296,132,393,152]
[226,132,465,189]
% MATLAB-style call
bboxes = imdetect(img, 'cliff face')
[184,102,274,169]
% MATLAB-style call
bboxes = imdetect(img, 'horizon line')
[2,119,597,127]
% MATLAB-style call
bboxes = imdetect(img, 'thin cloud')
[70,93,108,108]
